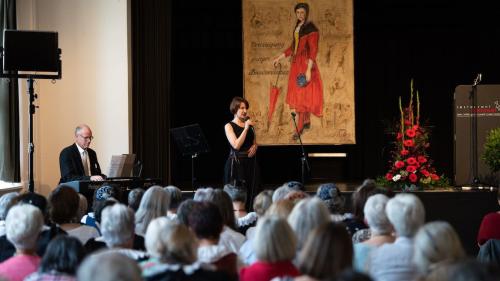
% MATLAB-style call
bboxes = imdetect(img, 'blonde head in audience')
[413,221,465,275]
[265,199,295,219]
[298,222,353,280]
[101,203,135,248]
[254,216,296,263]
[253,190,273,217]
[386,193,425,237]
[6,204,44,251]
[145,217,197,264]
[288,197,331,250]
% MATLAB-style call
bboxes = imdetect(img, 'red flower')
[395,161,405,169]
[406,129,416,138]
[431,174,440,181]
[409,173,418,182]
[385,173,393,181]
[400,149,409,156]
[421,169,430,177]
[397,132,403,140]
[404,139,414,147]
[406,165,417,173]
[418,156,427,163]
[404,119,411,125]
[406,157,417,165]
[413,125,419,130]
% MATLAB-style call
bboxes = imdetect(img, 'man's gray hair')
[0,192,19,220]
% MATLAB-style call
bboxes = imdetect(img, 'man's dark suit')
[59,143,102,183]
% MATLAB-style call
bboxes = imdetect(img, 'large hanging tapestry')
[243,0,355,145]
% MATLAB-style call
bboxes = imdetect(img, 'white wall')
[17,0,131,196]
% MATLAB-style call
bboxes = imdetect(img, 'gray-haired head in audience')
[77,251,142,281]
[316,183,345,214]
[288,197,331,250]
[363,194,392,235]
[0,192,19,220]
[385,193,425,237]
[101,203,135,248]
[6,204,44,251]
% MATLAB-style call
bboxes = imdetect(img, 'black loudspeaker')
[2,30,59,72]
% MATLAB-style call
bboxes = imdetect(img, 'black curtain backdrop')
[133,0,500,189]
[0,0,19,182]
[131,0,172,184]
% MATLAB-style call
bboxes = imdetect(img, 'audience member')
[294,222,353,280]
[413,221,465,281]
[240,217,299,281]
[0,192,18,236]
[81,185,118,229]
[353,194,394,272]
[316,183,346,220]
[0,192,67,262]
[368,193,425,281]
[135,185,170,236]
[447,258,500,281]
[164,185,183,219]
[239,190,274,265]
[204,189,246,252]
[77,251,142,281]
[74,193,88,223]
[127,188,145,212]
[188,201,237,277]
[271,181,303,202]
[25,235,85,281]
[288,197,330,251]
[345,179,380,236]
[48,186,99,244]
[224,183,248,218]
[477,210,500,246]
[141,217,230,281]
[265,199,295,219]
[103,203,147,256]
[177,199,199,226]
[0,204,44,281]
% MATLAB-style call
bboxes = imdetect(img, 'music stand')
[170,124,210,189]
[0,30,62,192]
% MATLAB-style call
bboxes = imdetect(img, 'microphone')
[473,73,482,86]
[243,116,250,121]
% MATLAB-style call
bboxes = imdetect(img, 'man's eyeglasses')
[78,135,94,141]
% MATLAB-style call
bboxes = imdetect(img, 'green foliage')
[482,127,500,172]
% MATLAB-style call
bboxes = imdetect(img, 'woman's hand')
[272,53,285,67]
[248,143,258,157]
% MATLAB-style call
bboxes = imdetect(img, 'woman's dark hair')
[294,2,309,14]
[40,235,85,275]
[206,189,237,230]
[177,199,199,226]
[17,192,48,219]
[351,179,382,220]
[127,188,144,212]
[188,201,223,240]
[49,186,80,224]
[229,96,249,115]
[95,199,117,223]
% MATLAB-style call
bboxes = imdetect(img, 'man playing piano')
[59,124,105,183]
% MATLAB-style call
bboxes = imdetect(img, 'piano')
[62,177,162,206]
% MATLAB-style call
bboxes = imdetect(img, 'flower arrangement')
[377,80,448,190]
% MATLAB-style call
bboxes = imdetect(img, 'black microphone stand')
[291,112,310,184]
[468,74,481,186]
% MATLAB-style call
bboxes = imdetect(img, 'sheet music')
[107,154,136,177]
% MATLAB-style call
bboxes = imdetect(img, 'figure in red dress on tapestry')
[273,2,323,139]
